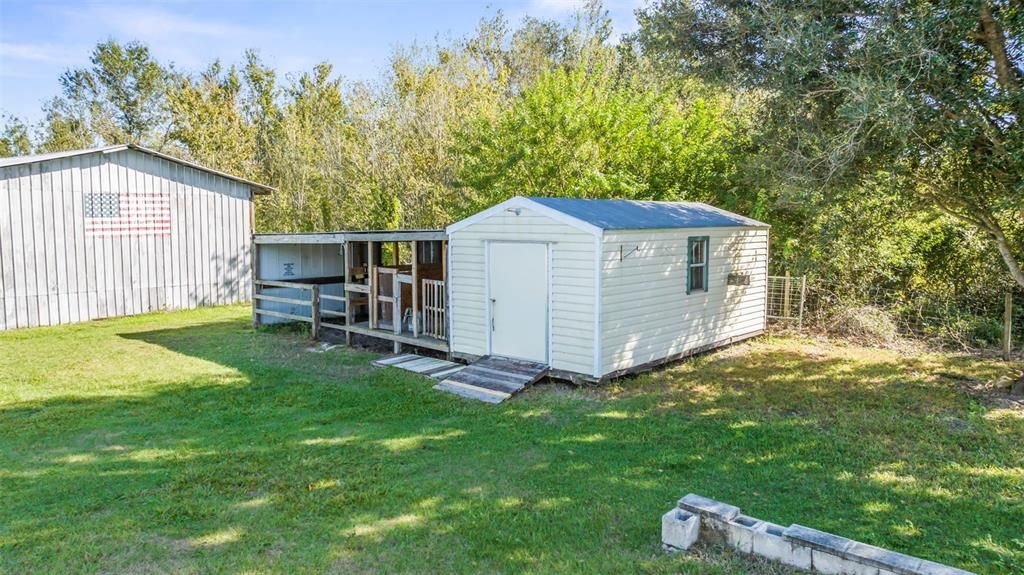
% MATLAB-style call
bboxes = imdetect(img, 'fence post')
[1004,292,1013,361]
[783,271,792,319]
[798,275,807,330]
[311,285,321,340]
[253,281,261,329]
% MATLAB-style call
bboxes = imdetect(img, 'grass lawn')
[1,305,1022,574]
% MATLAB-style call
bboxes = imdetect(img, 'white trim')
[592,233,602,378]
[483,240,491,355]
[547,242,553,366]
[446,237,454,349]
[446,196,603,237]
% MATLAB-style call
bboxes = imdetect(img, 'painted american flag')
[84,189,171,237]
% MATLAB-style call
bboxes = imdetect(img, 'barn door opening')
[487,242,548,363]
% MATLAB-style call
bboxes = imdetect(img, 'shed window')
[687,236,709,294]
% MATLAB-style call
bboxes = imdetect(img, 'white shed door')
[488,242,548,363]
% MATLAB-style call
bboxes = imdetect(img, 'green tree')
[454,55,741,217]
[50,40,173,148]
[634,0,1024,289]
[0,116,31,157]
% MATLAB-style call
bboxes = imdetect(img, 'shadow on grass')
[0,319,1021,573]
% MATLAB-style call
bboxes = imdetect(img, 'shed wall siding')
[0,148,253,330]
[448,207,595,374]
[599,227,768,375]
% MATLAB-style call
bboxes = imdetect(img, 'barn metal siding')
[0,148,254,330]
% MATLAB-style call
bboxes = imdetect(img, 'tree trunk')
[985,217,1024,290]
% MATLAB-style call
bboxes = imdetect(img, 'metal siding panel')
[60,158,80,323]
[172,162,185,309]
[11,166,29,327]
[185,166,197,308]
[35,162,55,325]
[198,170,209,305]
[24,164,42,327]
[49,162,69,323]
[71,155,94,320]
[0,169,16,329]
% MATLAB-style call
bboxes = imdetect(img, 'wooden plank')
[412,240,419,337]
[433,380,509,403]
[311,285,320,339]
[347,283,369,294]
[320,309,346,318]
[343,241,352,345]
[429,366,465,380]
[368,241,377,329]
[256,279,317,289]
[444,370,525,395]
[255,308,312,323]
[320,320,346,331]
[320,293,347,302]
[254,293,312,306]
[342,323,450,352]
[372,353,420,367]
[464,364,536,384]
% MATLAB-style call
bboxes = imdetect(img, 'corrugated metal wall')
[0,148,254,330]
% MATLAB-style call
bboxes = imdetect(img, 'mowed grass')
[1,305,1022,574]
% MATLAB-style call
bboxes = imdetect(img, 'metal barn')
[0,144,272,330]
[252,196,769,401]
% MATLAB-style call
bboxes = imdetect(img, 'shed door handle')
[490,298,496,331]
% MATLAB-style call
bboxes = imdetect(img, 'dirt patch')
[936,371,1024,412]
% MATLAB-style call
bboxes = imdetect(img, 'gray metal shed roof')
[0,144,275,194]
[527,197,768,230]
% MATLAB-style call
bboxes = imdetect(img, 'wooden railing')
[422,278,446,341]
[253,279,347,339]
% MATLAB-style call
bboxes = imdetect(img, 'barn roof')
[526,197,767,230]
[0,144,275,194]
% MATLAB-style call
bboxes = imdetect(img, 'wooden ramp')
[372,353,466,380]
[434,356,549,404]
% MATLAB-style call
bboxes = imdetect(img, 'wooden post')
[343,242,352,345]
[368,241,377,329]
[252,244,261,329]
[783,271,792,319]
[392,273,401,335]
[798,275,807,330]
[393,242,400,265]
[1004,292,1013,361]
[311,284,321,340]
[411,240,419,338]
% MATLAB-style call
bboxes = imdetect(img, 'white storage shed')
[446,196,769,381]
[0,144,273,330]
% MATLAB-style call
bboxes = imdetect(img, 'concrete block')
[677,493,741,522]
[723,515,760,553]
[751,521,812,570]
[785,524,856,556]
[812,548,879,575]
[662,508,700,551]
[915,559,975,575]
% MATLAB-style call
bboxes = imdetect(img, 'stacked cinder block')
[661,494,974,575]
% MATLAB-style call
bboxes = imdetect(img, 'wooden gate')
[422,278,446,340]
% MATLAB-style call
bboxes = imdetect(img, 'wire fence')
[767,275,1023,355]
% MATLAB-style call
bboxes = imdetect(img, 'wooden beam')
[311,285,321,340]
[369,240,377,329]
[393,241,400,266]
[412,240,419,337]
[344,241,352,345]
[252,239,260,329]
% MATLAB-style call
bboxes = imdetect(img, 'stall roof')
[254,230,446,244]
